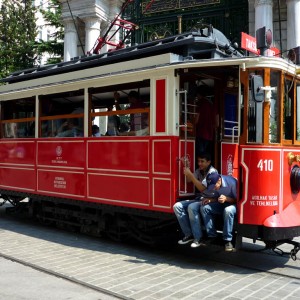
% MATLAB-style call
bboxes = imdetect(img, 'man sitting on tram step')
[173,152,218,248]
[200,172,237,252]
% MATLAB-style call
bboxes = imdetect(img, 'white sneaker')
[178,236,193,245]
[191,239,206,248]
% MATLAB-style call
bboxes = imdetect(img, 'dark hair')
[128,90,139,99]
[197,152,211,162]
[92,124,99,133]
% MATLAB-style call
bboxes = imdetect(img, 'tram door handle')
[177,89,188,194]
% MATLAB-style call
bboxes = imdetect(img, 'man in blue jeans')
[200,172,237,252]
[173,152,217,248]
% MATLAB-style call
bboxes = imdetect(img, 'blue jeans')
[173,199,203,241]
[200,202,236,241]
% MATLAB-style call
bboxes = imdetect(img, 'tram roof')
[0,55,298,99]
[3,28,243,84]
[0,30,299,97]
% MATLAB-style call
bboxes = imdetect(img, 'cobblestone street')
[0,206,300,300]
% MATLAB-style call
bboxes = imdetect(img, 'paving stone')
[0,206,299,300]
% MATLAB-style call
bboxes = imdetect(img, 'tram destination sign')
[142,0,220,14]
[241,32,280,57]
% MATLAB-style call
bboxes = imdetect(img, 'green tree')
[36,0,64,64]
[0,0,38,79]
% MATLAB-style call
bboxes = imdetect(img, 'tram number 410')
[257,159,274,171]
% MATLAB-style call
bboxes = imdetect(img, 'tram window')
[178,83,213,141]
[224,93,238,140]
[269,71,280,143]
[248,71,264,143]
[40,90,84,137]
[283,79,294,140]
[89,81,150,136]
[1,97,35,138]
[296,83,300,141]
[179,88,198,140]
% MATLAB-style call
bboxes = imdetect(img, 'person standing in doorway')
[195,86,216,157]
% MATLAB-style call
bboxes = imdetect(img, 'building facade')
[33,0,60,64]
[59,0,300,61]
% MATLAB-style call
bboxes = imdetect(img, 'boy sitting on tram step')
[173,152,218,248]
[200,172,237,252]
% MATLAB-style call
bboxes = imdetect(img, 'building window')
[39,29,43,41]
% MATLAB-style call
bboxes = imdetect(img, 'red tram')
[1,28,300,257]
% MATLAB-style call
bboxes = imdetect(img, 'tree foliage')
[37,0,64,64]
[0,0,38,79]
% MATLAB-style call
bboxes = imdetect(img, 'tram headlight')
[290,165,300,194]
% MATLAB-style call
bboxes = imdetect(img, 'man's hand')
[218,194,227,204]
[183,167,193,179]
[202,198,213,205]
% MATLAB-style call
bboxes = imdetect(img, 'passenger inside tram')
[194,86,216,157]
[56,118,83,137]
[92,124,101,137]
[92,89,150,137]
[106,92,121,136]
[118,90,149,136]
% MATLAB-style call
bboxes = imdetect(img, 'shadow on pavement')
[0,203,299,279]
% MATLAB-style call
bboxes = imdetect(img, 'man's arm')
[183,167,206,192]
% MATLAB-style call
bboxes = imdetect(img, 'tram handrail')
[224,120,239,143]
[178,90,188,194]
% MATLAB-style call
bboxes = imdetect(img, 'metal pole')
[177,90,188,193]
[177,15,182,34]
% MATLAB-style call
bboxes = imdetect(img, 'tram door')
[248,74,264,143]
[178,89,196,196]
[221,93,239,178]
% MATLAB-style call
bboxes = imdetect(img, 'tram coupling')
[270,239,300,261]
[289,241,300,261]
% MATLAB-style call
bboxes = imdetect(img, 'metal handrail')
[224,120,239,143]
[177,90,189,193]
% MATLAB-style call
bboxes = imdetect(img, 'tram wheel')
[104,214,130,242]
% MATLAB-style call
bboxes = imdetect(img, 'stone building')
[34,0,60,64]
[58,0,300,61]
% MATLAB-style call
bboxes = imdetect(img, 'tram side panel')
[0,140,36,192]
[86,136,187,212]
[36,139,86,199]
[0,136,189,213]
[262,148,300,240]
[238,146,300,240]
[87,137,152,209]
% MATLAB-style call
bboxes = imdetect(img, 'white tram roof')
[0,30,299,99]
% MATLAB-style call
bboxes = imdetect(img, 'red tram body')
[1,30,300,255]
